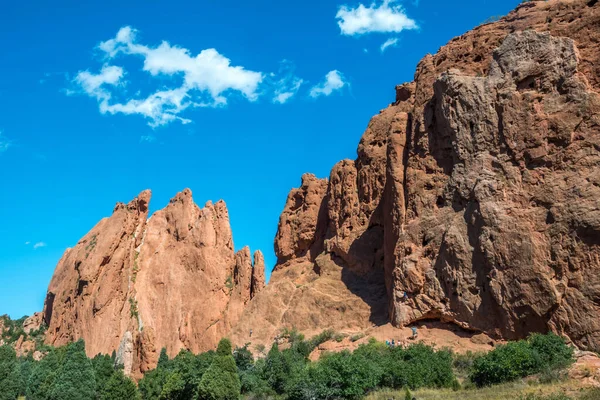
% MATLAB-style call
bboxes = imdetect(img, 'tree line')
[0,329,575,400]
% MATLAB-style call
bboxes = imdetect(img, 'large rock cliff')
[43,190,264,376]
[232,0,600,352]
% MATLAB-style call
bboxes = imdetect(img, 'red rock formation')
[234,0,600,352]
[251,251,266,297]
[43,189,264,376]
[23,312,44,334]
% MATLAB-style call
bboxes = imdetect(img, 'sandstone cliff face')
[235,0,600,352]
[43,189,264,376]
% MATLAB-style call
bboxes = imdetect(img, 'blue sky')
[0,0,521,318]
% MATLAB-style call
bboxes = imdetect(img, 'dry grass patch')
[366,380,599,400]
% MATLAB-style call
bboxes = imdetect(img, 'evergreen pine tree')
[158,348,170,369]
[0,345,20,400]
[27,346,63,400]
[92,354,116,395]
[48,340,97,400]
[100,371,141,400]
[197,339,241,400]
[159,372,186,400]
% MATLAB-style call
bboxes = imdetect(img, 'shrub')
[233,344,254,372]
[378,343,456,390]
[307,329,334,351]
[470,333,573,387]
[528,333,574,371]
[453,350,480,374]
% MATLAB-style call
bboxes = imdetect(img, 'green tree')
[159,372,186,400]
[158,348,170,370]
[216,338,232,356]
[139,368,169,400]
[197,339,241,400]
[17,356,34,397]
[0,345,21,400]
[92,354,117,394]
[27,346,65,400]
[48,340,97,400]
[100,371,141,400]
[261,343,306,394]
[170,350,214,399]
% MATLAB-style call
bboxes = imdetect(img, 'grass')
[366,381,600,400]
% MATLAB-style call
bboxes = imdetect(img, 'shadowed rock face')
[43,189,265,377]
[234,0,600,352]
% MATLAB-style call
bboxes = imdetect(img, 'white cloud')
[271,61,304,104]
[309,70,347,98]
[336,0,418,36]
[100,87,193,128]
[33,242,47,249]
[0,131,11,153]
[380,37,399,52]
[73,26,265,127]
[25,241,31,245]
[72,26,347,125]
[74,65,124,102]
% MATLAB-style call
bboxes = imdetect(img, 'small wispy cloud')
[0,131,11,153]
[309,70,347,98]
[336,0,418,36]
[140,135,157,143]
[380,37,399,52]
[25,241,31,245]
[271,61,304,104]
[33,242,47,249]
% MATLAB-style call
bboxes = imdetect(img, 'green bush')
[470,333,573,387]
[233,344,254,372]
[528,333,574,371]
[288,350,382,400]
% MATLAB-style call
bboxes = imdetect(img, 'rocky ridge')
[42,189,265,377]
